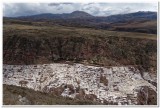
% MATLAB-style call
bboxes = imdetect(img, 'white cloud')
[3,3,157,17]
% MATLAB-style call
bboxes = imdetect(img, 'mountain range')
[12,11,156,21]
[16,11,93,19]
[4,11,157,34]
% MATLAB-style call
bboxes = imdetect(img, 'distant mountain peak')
[70,11,93,18]
[71,11,88,14]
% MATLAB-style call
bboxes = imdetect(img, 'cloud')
[48,3,73,6]
[3,3,157,17]
[48,3,60,6]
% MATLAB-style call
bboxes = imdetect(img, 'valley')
[3,10,157,105]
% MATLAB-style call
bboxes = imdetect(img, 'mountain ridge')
[5,11,157,21]
[4,11,157,34]
[15,11,93,19]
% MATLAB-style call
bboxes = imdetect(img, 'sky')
[3,3,157,17]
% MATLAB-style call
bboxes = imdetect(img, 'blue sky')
[3,3,157,17]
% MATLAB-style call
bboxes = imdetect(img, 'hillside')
[5,11,157,34]
[3,14,157,105]
[3,20,157,73]
[3,84,101,105]
[109,20,157,34]
[13,11,156,22]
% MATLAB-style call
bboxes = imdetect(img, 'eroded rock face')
[136,86,157,105]
[3,63,157,105]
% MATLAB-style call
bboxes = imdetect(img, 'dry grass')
[4,22,157,40]
[3,19,157,73]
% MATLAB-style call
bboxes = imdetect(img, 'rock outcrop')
[3,63,157,105]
